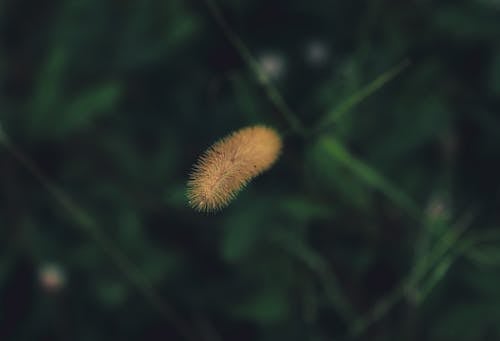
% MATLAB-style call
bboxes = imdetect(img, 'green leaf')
[269,230,356,321]
[464,245,500,267]
[29,46,68,133]
[96,279,129,308]
[307,139,372,209]
[278,196,334,224]
[165,14,199,48]
[314,60,409,133]
[413,254,455,304]
[372,95,450,161]
[319,136,419,215]
[232,286,290,324]
[56,82,123,136]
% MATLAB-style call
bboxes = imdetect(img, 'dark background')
[1,0,500,340]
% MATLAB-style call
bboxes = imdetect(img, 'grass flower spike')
[187,125,282,212]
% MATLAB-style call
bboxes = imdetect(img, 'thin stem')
[269,231,357,323]
[0,133,198,341]
[349,211,474,337]
[204,0,307,137]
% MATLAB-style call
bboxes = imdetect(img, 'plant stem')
[204,0,307,137]
[0,133,198,341]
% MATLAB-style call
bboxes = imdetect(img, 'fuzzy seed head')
[187,125,282,212]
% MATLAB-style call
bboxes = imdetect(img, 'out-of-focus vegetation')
[1,0,500,340]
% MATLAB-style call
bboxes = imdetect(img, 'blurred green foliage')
[1,0,500,340]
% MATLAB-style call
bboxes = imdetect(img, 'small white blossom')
[257,51,286,82]
[304,40,330,67]
[38,263,66,293]
[426,195,449,221]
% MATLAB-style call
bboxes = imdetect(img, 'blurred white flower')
[38,263,66,293]
[426,195,449,221]
[257,51,286,82]
[304,40,330,67]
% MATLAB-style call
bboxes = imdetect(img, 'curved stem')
[0,132,198,341]
[204,0,307,137]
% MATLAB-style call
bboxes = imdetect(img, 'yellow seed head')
[187,125,282,212]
